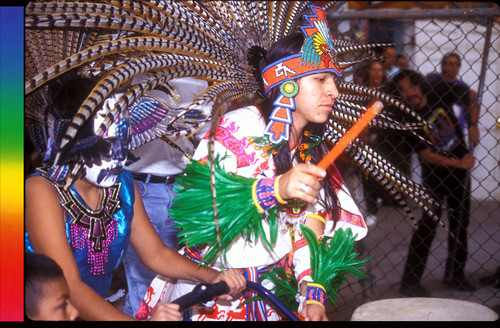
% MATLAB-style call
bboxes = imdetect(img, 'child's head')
[25,252,78,321]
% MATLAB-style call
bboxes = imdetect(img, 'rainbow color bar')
[0,6,24,321]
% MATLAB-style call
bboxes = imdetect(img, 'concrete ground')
[107,200,499,321]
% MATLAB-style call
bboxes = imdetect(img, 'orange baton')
[318,101,384,170]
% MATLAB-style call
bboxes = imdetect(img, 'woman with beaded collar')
[24,75,246,321]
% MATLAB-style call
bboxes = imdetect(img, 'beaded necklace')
[55,181,121,275]
[38,167,123,276]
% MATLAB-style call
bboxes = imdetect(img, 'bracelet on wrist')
[305,282,326,310]
[306,214,326,224]
[252,177,280,212]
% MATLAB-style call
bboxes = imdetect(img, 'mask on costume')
[44,90,131,186]
[260,5,342,144]
[84,155,126,187]
[84,92,130,187]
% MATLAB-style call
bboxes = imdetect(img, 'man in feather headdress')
[139,5,369,321]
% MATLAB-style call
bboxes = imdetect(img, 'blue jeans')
[123,180,180,317]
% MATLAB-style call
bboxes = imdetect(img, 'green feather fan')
[301,224,371,306]
[170,155,279,266]
[256,225,370,309]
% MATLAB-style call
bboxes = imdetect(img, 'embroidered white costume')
[136,106,367,321]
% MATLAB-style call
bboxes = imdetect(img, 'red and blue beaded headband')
[261,5,342,144]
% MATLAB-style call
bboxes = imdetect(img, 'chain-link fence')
[325,5,500,320]
[22,3,499,321]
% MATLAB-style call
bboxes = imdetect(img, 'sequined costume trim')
[54,182,122,276]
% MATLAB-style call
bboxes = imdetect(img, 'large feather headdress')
[25,1,439,225]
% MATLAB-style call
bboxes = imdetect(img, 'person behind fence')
[357,59,390,227]
[24,74,246,321]
[377,55,415,182]
[388,70,476,297]
[395,54,409,71]
[25,252,79,321]
[138,8,368,321]
[383,46,399,79]
[426,52,480,149]
[123,76,211,317]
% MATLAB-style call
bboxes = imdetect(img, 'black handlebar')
[171,280,302,321]
[171,281,229,312]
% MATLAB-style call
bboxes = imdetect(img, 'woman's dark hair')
[25,252,65,318]
[248,45,268,99]
[44,74,114,168]
[259,32,341,226]
[359,59,388,88]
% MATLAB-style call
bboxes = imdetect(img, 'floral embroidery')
[298,131,322,163]
[212,126,252,168]
[338,208,366,228]
[249,135,287,156]
[253,160,270,178]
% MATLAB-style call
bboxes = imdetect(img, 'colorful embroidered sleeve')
[328,182,367,240]
[193,106,272,179]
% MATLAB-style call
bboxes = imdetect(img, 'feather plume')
[301,225,370,306]
[251,224,370,309]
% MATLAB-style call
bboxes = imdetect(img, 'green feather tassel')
[300,224,371,306]
[170,154,279,266]
[259,267,300,312]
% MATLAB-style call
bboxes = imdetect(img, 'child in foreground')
[25,253,184,321]
[25,252,79,321]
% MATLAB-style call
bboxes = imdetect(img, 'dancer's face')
[293,72,339,130]
[84,93,130,187]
